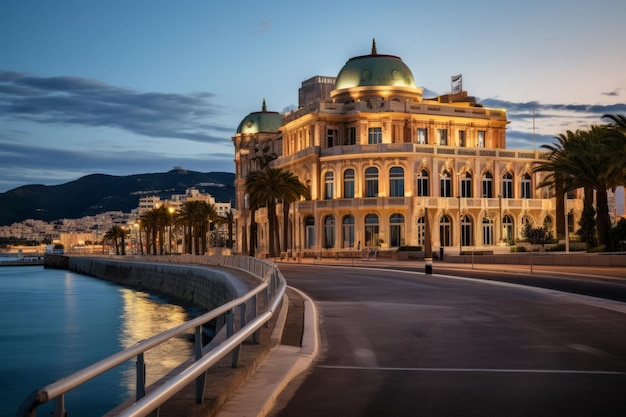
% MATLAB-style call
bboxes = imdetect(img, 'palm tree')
[140,208,161,255]
[534,126,614,249]
[245,167,308,257]
[533,130,577,238]
[602,114,626,188]
[103,225,126,255]
[224,210,234,249]
[176,201,217,255]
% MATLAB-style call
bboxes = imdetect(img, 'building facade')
[233,42,583,256]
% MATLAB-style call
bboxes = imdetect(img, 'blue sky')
[1,0,626,196]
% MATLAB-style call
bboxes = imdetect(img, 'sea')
[0,262,200,417]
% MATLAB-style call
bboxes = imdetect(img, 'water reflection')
[117,289,193,392]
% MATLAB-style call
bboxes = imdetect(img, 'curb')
[215,286,319,417]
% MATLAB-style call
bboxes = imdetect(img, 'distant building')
[233,40,584,256]
[138,188,233,219]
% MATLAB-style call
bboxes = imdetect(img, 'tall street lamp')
[168,206,175,254]
[457,172,462,255]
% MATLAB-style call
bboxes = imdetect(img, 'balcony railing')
[295,197,554,212]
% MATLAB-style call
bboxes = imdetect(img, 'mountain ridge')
[0,169,235,226]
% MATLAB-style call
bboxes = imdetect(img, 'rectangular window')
[417,128,428,144]
[345,127,356,145]
[438,129,448,145]
[327,129,337,147]
[458,130,466,147]
[368,127,382,144]
[477,130,485,148]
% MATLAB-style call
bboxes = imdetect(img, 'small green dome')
[236,100,282,134]
[335,40,416,89]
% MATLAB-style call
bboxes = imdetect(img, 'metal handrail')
[17,256,286,417]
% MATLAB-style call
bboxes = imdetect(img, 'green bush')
[397,246,422,252]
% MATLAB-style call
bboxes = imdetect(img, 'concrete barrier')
[45,255,257,312]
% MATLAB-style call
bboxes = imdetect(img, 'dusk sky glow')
[1,0,625,194]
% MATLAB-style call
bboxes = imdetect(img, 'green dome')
[335,52,416,90]
[236,101,282,134]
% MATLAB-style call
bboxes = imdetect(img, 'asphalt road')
[270,263,626,417]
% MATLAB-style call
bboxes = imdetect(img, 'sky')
[1,0,626,197]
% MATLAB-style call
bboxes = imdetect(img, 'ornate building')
[232,41,583,256]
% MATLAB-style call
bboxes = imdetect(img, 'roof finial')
[262,98,267,112]
[371,38,377,55]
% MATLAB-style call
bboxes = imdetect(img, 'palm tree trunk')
[282,203,290,253]
[555,182,565,238]
[249,208,257,257]
[596,188,612,250]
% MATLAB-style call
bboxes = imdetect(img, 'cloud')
[602,89,620,97]
[257,20,272,33]
[0,70,232,145]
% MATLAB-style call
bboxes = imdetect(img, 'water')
[0,266,199,417]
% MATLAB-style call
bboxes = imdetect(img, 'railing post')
[136,353,146,401]
[194,325,207,404]
[53,394,66,417]
[264,287,270,328]
[231,303,246,368]
[226,309,234,338]
[252,294,259,343]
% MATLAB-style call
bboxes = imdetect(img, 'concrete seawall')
[45,254,258,312]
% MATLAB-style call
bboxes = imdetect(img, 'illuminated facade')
[233,42,583,256]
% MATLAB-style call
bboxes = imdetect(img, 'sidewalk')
[215,287,318,417]
[153,286,317,417]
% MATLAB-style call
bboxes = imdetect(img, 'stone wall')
[46,255,257,311]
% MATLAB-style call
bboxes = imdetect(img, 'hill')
[0,169,235,226]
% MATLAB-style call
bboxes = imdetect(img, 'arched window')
[365,167,379,197]
[417,169,429,197]
[389,167,404,197]
[482,172,493,198]
[503,215,514,245]
[440,170,452,197]
[389,213,405,247]
[343,169,355,198]
[543,215,553,234]
[364,214,379,247]
[417,216,425,246]
[342,215,355,248]
[305,217,315,249]
[521,173,532,199]
[482,217,494,246]
[461,172,472,198]
[324,171,334,200]
[440,215,452,246]
[461,215,472,246]
[502,172,513,199]
[323,215,335,249]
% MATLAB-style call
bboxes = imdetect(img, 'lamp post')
[424,208,432,274]
[457,172,462,256]
[168,206,175,254]
[564,192,570,253]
